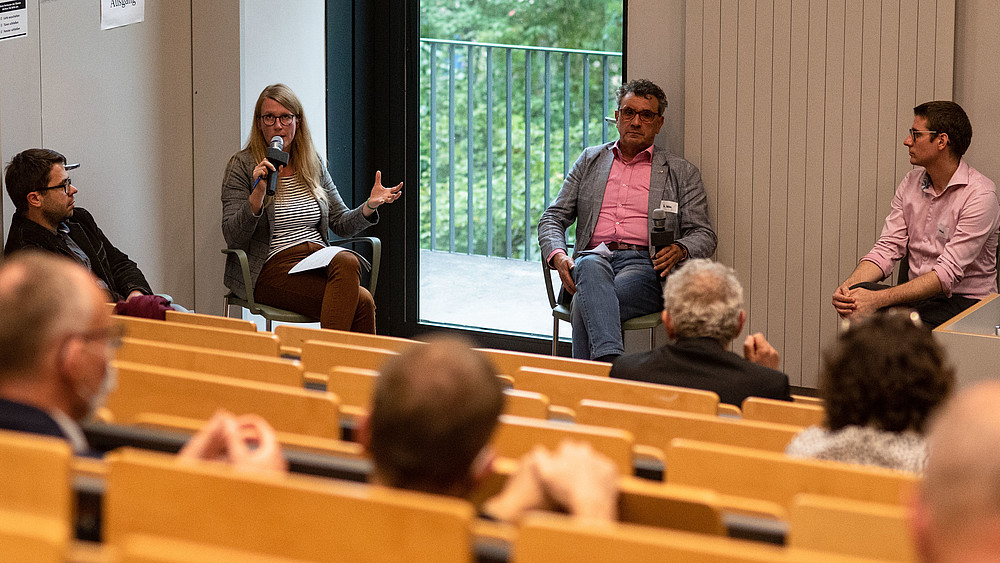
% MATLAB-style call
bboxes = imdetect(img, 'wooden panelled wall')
[683,0,955,387]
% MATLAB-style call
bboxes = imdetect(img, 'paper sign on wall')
[0,0,27,42]
[101,0,144,31]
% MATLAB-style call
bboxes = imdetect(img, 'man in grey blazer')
[538,79,717,361]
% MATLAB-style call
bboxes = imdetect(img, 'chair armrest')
[333,236,381,294]
[541,258,559,309]
[220,248,257,308]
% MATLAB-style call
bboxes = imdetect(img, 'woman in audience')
[222,83,401,333]
[785,310,954,473]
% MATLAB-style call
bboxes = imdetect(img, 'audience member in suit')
[0,251,284,470]
[911,381,1000,561]
[3,148,152,302]
[833,101,1000,328]
[359,336,618,522]
[786,310,953,474]
[538,78,717,362]
[609,259,791,406]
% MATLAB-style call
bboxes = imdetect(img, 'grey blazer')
[537,143,717,262]
[221,148,375,299]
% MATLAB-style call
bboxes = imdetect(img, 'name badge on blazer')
[660,200,679,214]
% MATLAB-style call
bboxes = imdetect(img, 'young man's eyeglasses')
[618,107,660,124]
[908,128,939,141]
[260,114,296,126]
[36,179,72,196]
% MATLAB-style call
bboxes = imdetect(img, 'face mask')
[76,363,117,421]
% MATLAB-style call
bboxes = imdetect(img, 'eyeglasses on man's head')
[36,179,72,196]
[618,107,660,124]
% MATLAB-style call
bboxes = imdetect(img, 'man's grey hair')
[615,79,668,115]
[662,259,743,344]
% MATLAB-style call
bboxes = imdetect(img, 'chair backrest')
[114,316,280,356]
[788,494,915,562]
[491,415,634,475]
[503,389,550,419]
[301,340,399,376]
[514,367,719,415]
[107,361,340,439]
[0,509,67,563]
[515,513,813,563]
[327,366,380,410]
[742,397,825,427]
[276,325,420,355]
[576,399,800,455]
[478,348,611,377]
[116,338,304,387]
[104,448,475,562]
[119,534,305,563]
[163,310,257,332]
[0,429,73,527]
[617,478,726,535]
[666,439,919,510]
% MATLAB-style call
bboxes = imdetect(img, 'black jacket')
[3,207,151,301]
[610,337,792,407]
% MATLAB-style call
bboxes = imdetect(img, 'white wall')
[954,0,1000,184]
[1,0,327,314]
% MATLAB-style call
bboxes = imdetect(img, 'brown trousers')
[254,242,375,333]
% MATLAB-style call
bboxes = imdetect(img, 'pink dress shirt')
[586,143,654,249]
[862,160,1000,299]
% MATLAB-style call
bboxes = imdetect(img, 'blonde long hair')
[247,83,327,205]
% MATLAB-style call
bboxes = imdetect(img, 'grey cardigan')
[537,143,717,262]
[221,148,376,299]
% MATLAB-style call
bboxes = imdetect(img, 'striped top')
[266,176,325,261]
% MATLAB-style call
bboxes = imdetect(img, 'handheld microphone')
[650,208,674,255]
[265,135,290,196]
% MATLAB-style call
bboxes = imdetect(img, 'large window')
[418,0,624,337]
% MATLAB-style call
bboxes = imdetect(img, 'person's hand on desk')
[362,170,403,218]
[178,409,287,473]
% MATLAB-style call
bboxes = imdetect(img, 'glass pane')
[418,0,624,337]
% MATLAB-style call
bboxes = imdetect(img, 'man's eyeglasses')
[618,107,660,124]
[36,179,72,196]
[72,324,126,351]
[908,128,939,141]
[260,114,296,126]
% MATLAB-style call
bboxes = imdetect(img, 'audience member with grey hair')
[610,259,790,406]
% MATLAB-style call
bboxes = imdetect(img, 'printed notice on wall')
[101,0,144,31]
[0,0,27,42]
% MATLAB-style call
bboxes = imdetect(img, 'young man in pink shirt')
[538,79,717,361]
[833,101,1000,328]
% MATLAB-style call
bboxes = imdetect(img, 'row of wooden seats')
[0,428,913,562]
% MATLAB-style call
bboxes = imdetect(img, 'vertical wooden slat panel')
[716,4,739,270]
[876,0,901,246]
[683,0,954,390]
[857,0,882,259]
[733,0,756,309]
[684,0,704,169]
[839,1,863,280]
[801,0,828,386]
[915,0,938,104]
[768,0,792,378]
[702,1,722,241]
[817,0,845,377]
[784,0,810,384]
[749,0,773,341]
[934,0,955,99]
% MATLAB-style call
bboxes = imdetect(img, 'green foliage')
[419,0,623,260]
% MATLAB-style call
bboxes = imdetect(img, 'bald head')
[367,336,504,495]
[0,252,101,378]
[913,381,1000,561]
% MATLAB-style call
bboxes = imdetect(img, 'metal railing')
[420,38,623,261]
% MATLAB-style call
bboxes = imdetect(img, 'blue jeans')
[571,251,664,359]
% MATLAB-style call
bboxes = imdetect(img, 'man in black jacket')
[3,148,150,301]
[610,259,791,407]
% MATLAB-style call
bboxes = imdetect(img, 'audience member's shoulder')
[609,349,658,380]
